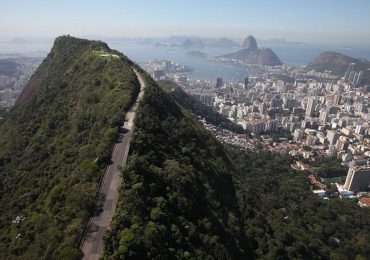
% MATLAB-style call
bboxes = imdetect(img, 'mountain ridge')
[0,35,141,259]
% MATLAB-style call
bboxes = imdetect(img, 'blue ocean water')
[110,41,370,82]
[1,39,369,82]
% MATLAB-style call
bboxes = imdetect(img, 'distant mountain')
[308,51,370,82]
[206,37,240,48]
[9,38,29,44]
[242,35,258,49]
[258,38,304,46]
[181,38,204,49]
[154,42,168,48]
[217,35,282,66]
[186,50,207,58]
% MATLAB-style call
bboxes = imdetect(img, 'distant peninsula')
[216,35,283,66]
[206,37,240,48]
[186,50,207,58]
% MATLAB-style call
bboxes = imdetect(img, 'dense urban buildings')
[146,60,370,200]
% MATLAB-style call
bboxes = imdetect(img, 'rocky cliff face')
[242,35,257,49]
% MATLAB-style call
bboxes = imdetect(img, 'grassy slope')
[0,36,140,259]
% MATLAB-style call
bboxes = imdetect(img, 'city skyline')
[1,0,370,44]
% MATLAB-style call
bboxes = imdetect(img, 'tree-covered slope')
[159,80,244,134]
[103,76,251,259]
[104,75,370,259]
[0,36,140,259]
[228,146,370,259]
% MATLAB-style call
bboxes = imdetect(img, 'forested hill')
[0,36,140,259]
[159,80,244,134]
[103,76,251,259]
[104,75,370,259]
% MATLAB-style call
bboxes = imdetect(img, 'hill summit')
[0,35,141,259]
[242,35,257,49]
[308,51,370,84]
[216,35,282,66]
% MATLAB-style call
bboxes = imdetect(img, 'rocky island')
[216,35,283,66]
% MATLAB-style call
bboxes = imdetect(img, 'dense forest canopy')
[0,36,140,259]
[104,76,250,259]
[104,76,370,259]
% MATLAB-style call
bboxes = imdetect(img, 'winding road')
[80,69,145,260]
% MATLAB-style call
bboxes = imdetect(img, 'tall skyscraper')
[348,70,356,83]
[244,77,249,89]
[305,97,317,116]
[344,63,356,81]
[216,77,223,88]
[344,165,370,191]
[355,71,364,86]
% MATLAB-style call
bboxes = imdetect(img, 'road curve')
[80,69,145,260]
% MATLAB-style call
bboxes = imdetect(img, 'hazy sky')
[1,0,370,43]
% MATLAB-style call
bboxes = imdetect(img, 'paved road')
[81,69,145,260]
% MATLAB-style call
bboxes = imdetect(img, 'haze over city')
[1,0,370,44]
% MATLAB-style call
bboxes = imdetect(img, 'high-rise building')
[305,97,317,116]
[336,136,349,151]
[332,94,341,105]
[270,95,281,109]
[344,165,370,191]
[244,77,249,89]
[293,129,304,142]
[265,120,279,133]
[249,121,265,135]
[216,77,223,88]
[319,111,328,124]
[153,69,165,79]
[348,71,356,83]
[355,125,365,135]
[355,71,364,86]
[344,63,356,81]
[193,94,214,107]
[327,130,339,146]
[259,102,269,114]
